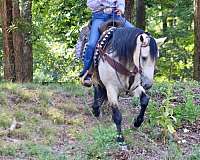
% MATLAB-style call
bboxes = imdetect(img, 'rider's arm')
[116,0,125,14]
[87,0,101,11]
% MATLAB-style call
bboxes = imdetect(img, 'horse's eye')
[142,57,147,62]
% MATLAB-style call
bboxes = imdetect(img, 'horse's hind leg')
[92,84,107,117]
[133,89,150,128]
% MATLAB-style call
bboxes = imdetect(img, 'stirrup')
[80,71,92,87]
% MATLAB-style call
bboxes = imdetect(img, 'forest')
[0,0,200,159]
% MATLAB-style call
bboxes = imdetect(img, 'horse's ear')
[155,37,167,47]
[140,35,144,42]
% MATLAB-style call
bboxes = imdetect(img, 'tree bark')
[21,0,33,82]
[0,0,33,82]
[124,0,134,22]
[136,0,145,30]
[194,0,200,81]
[12,0,24,82]
[1,0,16,81]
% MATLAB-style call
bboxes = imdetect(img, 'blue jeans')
[80,12,134,76]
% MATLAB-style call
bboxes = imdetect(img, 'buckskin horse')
[88,25,166,148]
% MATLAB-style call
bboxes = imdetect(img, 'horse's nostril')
[143,83,152,90]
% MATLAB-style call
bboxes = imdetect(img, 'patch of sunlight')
[47,107,64,124]
[65,117,85,126]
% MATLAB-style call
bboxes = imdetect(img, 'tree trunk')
[194,0,200,81]
[12,0,24,82]
[1,0,16,81]
[21,0,33,82]
[0,0,33,82]
[136,0,145,30]
[124,0,134,22]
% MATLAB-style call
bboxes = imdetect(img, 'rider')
[80,0,134,87]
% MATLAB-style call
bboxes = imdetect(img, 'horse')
[91,26,166,148]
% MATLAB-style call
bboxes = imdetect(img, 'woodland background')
[0,0,200,159]
[0,0,200,83]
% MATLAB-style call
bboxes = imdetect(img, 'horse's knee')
[106,86,119,106]
[140,92,150,107]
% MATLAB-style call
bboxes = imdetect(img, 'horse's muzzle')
[142,83,153,90]
[141,76,153,90]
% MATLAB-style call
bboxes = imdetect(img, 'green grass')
[0,142,68,160]
[81,124,118,160]
[0,81,199,159]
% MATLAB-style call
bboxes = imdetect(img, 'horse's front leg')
[133,89,150,128]
[92,84,107,117]
[106,86,125,144]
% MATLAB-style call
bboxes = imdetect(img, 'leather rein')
[97,43,143,92]
[98,47,142,77]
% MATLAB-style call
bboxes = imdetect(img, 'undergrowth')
[0,81,199,159]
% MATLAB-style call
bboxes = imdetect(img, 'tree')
[194,0,200,81]
[1,0,16,81]
[125,0,134,22]
[0,0,33,82]
[136,0,145,30]
[21,0,33,82]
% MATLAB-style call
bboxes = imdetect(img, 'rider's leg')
[80,12,110,87]
[80,18,104,79]
[79,19,103,87]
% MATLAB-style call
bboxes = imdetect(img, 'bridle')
[97,33,151,93]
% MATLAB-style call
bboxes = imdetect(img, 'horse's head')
[134,33,166,90]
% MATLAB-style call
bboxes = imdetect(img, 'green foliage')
[187,145,200,160]
[148,85,177,140]
[146,0,194,81]
[166,142,183,160]
[82,125,117,159]
[0,26,3,80]
[0,0,196,81]
[174,95,200,124]
[0,142,68,160]
[148,81,200,141]
[0,112,12,129]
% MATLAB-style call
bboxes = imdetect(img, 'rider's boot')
[79,46,94,87]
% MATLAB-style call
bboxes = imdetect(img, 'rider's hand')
[115,8,123,16]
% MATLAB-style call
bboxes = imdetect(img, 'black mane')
[111,27,158,62]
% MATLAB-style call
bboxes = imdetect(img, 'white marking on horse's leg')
[133,86,145,97]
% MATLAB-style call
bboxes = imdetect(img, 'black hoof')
[92,108,100,117]
[133,117,144,128]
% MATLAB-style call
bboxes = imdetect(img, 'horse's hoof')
[133,117,144,128]
[92,108,100,117]
[130,124,138,130]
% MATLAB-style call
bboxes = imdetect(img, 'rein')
[97,44,142,93]
[98,47,141,77]
[95,27,152,92]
